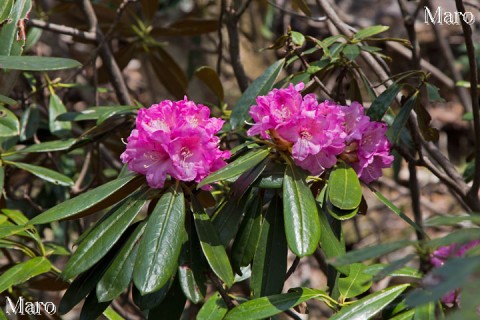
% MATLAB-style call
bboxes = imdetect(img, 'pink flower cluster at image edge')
[121,98,230,189]
[247,83,393,183]
[430,240,480,305]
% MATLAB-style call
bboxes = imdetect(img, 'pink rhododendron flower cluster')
[430,240,480,305]
[247,83,393,182]
[121,98,230,189]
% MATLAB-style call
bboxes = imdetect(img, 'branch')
[78,0,132,105]
[208,272,236,309]
[455,0,480,207]
[224,3,250,92]
[27,19,97,41]
[285,256,300,281]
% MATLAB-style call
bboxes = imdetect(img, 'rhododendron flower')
[430,240,480,305]
[121,98,230,189]
[247,83,393,181]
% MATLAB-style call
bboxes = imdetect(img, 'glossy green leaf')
[343,44,360,61]
[406,257,480,307]
[0,94,16,106]
[16,138,77,153]
[0,257,51,293]
[225,288,330,320]
[0,0,13,23]
[63,188,150,279]
[57,106,137,122]
[353,25,389,41]
[0,106,19,138]
[328,161,362,210]
[59,242,120,314]
[251,195,287,298]
[0,0,32,56]
[178,214,206,304]
[390,309,415,320]
[291,31,306,47]
[19,104,39,141]
[198,148,270,188]
[80,290,110,320]
[0,224,28,239]
[366,83,401,121]
[338,263,372,299]
[231,195,263,272]
[330,240,414,266]
[192,196,234,287]
[195,66,224,100]
[213,188,253,247]
[387,92,418,144]
[97,223,146,302]
[331,284,409,320]
[363,262,421,279]
[48,93,71,137]
[197,292,228,320]
[132,279,173,310]
[146,279,186,320]
[0,56,81,71]
[230,157,268,199]
[29,174,142,225]
[24,26,42,52]
[283,163,320,256]
[230,59,285,129]
[134,185,185,294]
[326,201,359,221]
[8,161,73,187]
[413,302,435,320]
[424,214,480,227]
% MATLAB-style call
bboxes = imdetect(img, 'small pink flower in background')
[247,83,393,181]
[121,98,230,189]
[430,240,480,305]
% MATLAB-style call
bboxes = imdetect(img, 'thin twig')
[267,0,327,21]
[78,0,132,105]
[285,256,301,280]
[208,272,236,309]
[455,0,480,209]
[27,19,97,41]
[71,148,92,194]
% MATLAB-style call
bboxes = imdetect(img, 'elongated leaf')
[390,309,416,320]
[29,174,142,225]
[192,196,234,287]
[178,214,206,304]
[0,106,19,138]
[423,214,480,227]
[0,166,4,198]
[146,279,186,320]
[331,240,414,266]
[413,302,435,320]
[387,92,418,144]
[328,161,362,210]
[366,83,401,121]
[230,59,285,129]
[283,163,320,256]
[57,106,137,122]
[195,66,224,100]
[97,222,146,302]
[0,225,28,239]
[198,148,270,188]
[0,94,16,106]
[225,288,330,320]
[19,104,39,141]
[331,284,409,320]
[8,161,73,187]
[427,228,480,249]
[49,93,71,137]
[0,0,13,23]
[63,188,150,279]
[16,138,76,153]
[0,56,81,71]
[80,290,110,320]
[134,185,185,294]
[230,156,268,200]
[231,195,263,272]
[150,48,187,99]
[251,195,287,298]
[0,0,32,56]
[132,279,173,310]
[343,44,360,61]
[197,292,228,320]
[0,257,51,293]
[338,263,372,299]
[363,263,421,279]
[353,25,389,41]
